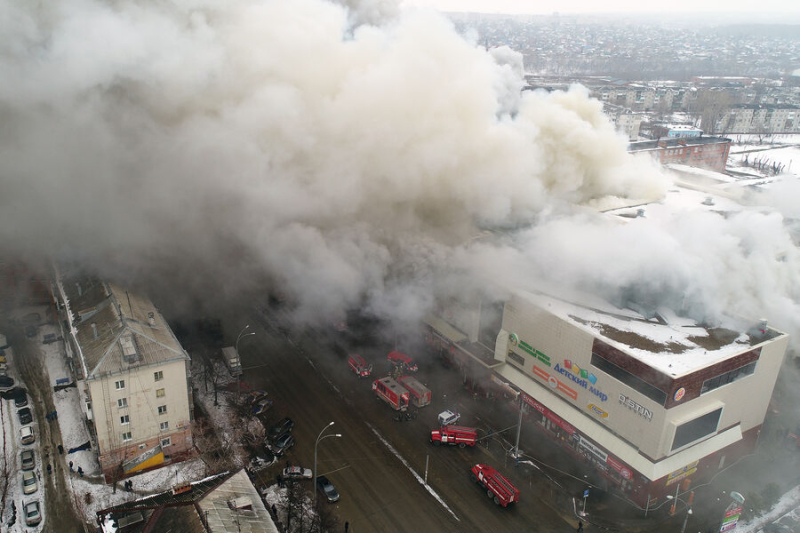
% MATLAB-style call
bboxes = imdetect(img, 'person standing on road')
[69,461,73,472]
[344,521,349,532]
[577,520,583,532]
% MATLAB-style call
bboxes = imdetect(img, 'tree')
[694,90,734,134]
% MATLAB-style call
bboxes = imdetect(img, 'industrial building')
[628,136,731,172]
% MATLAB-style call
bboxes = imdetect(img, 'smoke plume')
[0,0,798,348]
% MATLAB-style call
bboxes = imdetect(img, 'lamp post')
[235,325,255,396]
[667,494,694,533]
[314,422,342,506]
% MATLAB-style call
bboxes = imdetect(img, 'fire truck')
[397,375,431,407]
[469,464,520,507]
[348,354,372,378]
[372,377,410,411]
[430,426,477,448]
[387,350,418,373]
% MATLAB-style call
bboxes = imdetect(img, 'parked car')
[24,500,42,526]
[267,417,294,441]
[282,466,312,480]
[20,450,35,471]
[0,375,15,392]
[20,425,35,445]
[269,433,295,456]
[24,325,37,338]
[22,471,38,495]
[316,475,340,503]
[438,410,461,426]
[248,456,274,473]
[253,397,274,416]
[18,407,33,425]
[13,388,28,407]
[247,390,268,404]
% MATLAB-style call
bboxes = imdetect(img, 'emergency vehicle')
[372,377,410,411]
[397,375,431,407]
[387,350,418,373]
[470,464,520,507]
[430,426,477,447]
[348,354,372,378]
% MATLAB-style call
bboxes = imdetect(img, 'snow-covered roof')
[60,274,188,379]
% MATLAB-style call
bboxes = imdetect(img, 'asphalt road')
[229,307,576,533]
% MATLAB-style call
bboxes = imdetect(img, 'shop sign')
[606,456,632,479]
[587,404,609,419]
[521,393,575,435]
[578,436,608,462]
[532,365,579,400]
[509,333,552,367]
[619,394,653,421]
[720,504,742,533]
[674,387,686,402]
[666,460,698,486]
[554,360,607,402]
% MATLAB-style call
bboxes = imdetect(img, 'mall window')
[118,398,128,408]
[701,362,756,394]
[591,354,667,405]
[160,421,169,431]
[672,407,722,451]
[122,432,132,442]
[154,371,163,381]
[120,415,130,425]
[161,437,171,448]
[156,388,165,398]
[115,380,125,390]
[158,405,167,415]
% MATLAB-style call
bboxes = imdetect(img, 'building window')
[158,405,167,415]
[154,371,163,381]
[115,380,125,390]
[156,388,165,398]
[118,398,128,408]
[701,362,756,394]
[120,415,130,425]
[161,437,172,448]
[672,407,723,451]
[591,354,667,405]
[122,432,132,442]
[160,421,169,431]
[507,351,525,367]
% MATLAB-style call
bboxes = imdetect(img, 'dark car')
[267,417,294,441]
[316,475,340,503]
[270,433,295,456]
[18,407,33,425]
[24,325,37,338]
[14,388,28,408]
[0,375,15,392]
[20,450,35,471]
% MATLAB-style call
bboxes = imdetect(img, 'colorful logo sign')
[532,365,578,400]
[554,360,607,402]
[666,460,698,486]
[587,404,609,419]
[674,387,686,402]
[508,333,519,347]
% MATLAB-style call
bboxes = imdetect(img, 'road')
[3,321,85,533]
[228,306,576,533]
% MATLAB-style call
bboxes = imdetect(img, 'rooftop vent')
[172,483,193,496]
[637,208,646,218]
[91,323,98,339]
[147,312,156,327]
[702,196,715,206]
[227,496,253,510]
[120,334,139,364]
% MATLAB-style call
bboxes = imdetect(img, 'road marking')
[366,422,460,522]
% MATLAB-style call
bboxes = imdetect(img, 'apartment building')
[53,272,194,482]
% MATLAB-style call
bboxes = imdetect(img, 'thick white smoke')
[0,0,798,348]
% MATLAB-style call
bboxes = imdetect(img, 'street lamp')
[667,494,693,533]
[314,422,342,506]
[235,325,255,396]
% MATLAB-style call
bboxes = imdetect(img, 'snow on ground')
[262,483,317,533]
[729,134,800,146]
[738,485,800,533]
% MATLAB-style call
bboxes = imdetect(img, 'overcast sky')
[401,0,800,15]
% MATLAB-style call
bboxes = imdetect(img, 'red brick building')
[629,136,732,172]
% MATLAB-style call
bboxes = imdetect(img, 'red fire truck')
[372,377,410,411]
[469,464,520,507]
[348,354,372,378]
[430,426,477,448]
[397,375,431,407]
[387,350,418,373]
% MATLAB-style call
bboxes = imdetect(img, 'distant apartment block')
[628,136,731,172]
[53,271,194,482]
[719,104,800,134]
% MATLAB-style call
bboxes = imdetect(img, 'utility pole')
[513,397,523,460]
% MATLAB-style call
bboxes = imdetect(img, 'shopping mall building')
[424,289,789,508]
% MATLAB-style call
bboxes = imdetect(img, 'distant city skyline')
[401,0,800,16]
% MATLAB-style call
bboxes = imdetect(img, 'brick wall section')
[664,347,761,408]
[592,339,762,409]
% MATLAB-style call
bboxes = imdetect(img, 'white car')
[24,500,42,526]
[438,410,461,426]
[22,471,38,495]
[282,466,313,480]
